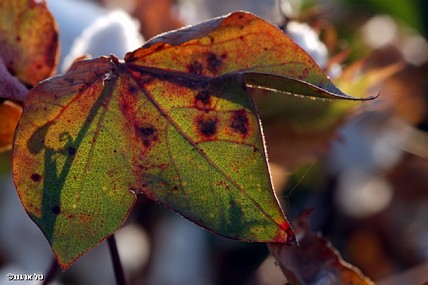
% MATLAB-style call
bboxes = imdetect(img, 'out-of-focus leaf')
[254,60,400,169]
[0,0,58,95]
[13,11,366,269]
[269,210,374,285]
[334,60,404,100]
[0,57,28,102]
[0,100,22,152]
[132,0,183,39]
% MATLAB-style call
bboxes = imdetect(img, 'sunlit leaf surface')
[13,12,366,269]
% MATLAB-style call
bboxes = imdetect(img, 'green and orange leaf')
[13,11,368,269]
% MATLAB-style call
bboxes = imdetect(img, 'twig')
[42,258,60,285]
[108,234,126,285]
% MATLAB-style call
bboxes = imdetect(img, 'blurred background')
[1,0,427,284]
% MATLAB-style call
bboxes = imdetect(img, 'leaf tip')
[272,221,297,245]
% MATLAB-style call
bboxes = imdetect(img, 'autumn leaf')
[0,0,58,152]
[13,11,369,269]
[252,60,397,169]
[0,100,22,152]
[0,0,58,101]
[269,210,374,285]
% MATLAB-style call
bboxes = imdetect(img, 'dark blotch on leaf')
[206,52,222,73]
[30,173,42,182]
[197,117,218,137]
[188,61,203,75]
[128,85,138,94]
[230,110,249,135]
[138,124,158,147]
[68,146,76,155]
[52,205,61,215]
[195,90,211,105]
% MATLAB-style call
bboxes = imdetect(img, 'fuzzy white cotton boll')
[115,224,150,274]
[336,170,393,218]
[285,21,328,68]
[62,10,144,72]
[279,0,302,18]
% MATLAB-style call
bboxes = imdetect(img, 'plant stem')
[42,258,60,285]
[108,234,126,285]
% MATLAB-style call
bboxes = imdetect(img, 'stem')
[42,258,60,285]
[108,234,126,285]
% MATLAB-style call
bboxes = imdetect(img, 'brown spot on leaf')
[197,116,218,137]
[154,43,165,52]
[138,124,158,147]
[188,61,203,75]
[299,68,309,79]
[230,110,249,135]
[195,91,210,104]
[194,90,212,111]
[30,173,42,182]
[78,213,92,223]
[128,85,138,94]
[206,52,222,73]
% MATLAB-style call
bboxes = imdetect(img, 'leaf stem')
[108,234,126,285]
[42,258,60,285]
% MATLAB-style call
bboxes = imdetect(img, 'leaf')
[132,0,184,39]
[0,0,58,97]
[252,60,397,169]
[0,100,22,152]
[268,210,374,285]
[0,57,28,102]
[13,11,368,269]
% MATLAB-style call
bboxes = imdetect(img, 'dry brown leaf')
[269,210,374,285]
